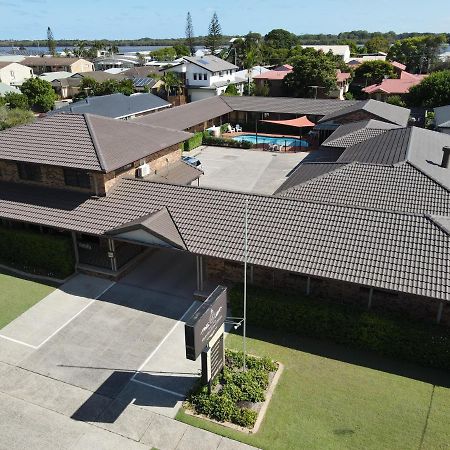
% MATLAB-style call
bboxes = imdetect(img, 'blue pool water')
[232,134,309,148]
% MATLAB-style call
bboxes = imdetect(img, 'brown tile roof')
[21,57,89,67]
[0,113,192,172]
[144,160,203,185]
[0,178,448,300]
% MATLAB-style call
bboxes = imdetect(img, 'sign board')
[185,285,227,361]
[210,333,224,381]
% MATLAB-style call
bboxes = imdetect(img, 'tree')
[47,26,56,56]
[387,35,447,73]
[365,36,390,54]
[161,72,182,96]
[283,50,338,98]
[3,92,29,109]
[386,95,406,107]
[20,78,57,112]
[223,84,238,96]
[264,29,299,49]
[173,44,191,58]
[254,81,270,97]
[0,106,34,130]
[407,70,450,107]
[355,60,396,85]
[150,47,177,61]
[185,12,195,55]
[206,12,222,53]
[75,78,135,99]
[73,41,88,58]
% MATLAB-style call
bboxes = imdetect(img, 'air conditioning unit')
[135,163,150,178]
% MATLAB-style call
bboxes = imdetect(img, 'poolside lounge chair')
[235,124,242,132]
[227,124,235,133]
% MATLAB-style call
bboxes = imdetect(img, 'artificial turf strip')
[176,329,450,450]
[0,273,55,329]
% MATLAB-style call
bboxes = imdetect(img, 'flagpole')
[243,198,248,372]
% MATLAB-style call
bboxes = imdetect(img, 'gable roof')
[183,55,238,72]
[318,99,410,126]
[279,161,450,215]
[0,113,192,172]
[322,119,401,149]
[363,72,425,95]
[0,178,448,300]
[51,93,170,119]
[107,207,187,250]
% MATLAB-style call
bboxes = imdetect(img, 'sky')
[0,0,449,40]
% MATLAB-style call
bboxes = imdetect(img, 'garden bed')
[184,349,282,433]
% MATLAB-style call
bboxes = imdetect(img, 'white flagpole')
[243,198,248,372]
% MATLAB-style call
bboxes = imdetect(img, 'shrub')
[232,407,258,428]
[230,284,450,372]
[184,132,203,151]
[203,135,253,149]
[0,226,75,278]
[220,123,230,134]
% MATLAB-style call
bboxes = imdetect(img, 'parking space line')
[0,334,38,349]
[132,301,198,377]
[131,378,186,399]
[0,281,116,350]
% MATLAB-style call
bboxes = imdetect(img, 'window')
[17,163,42,182]
[193,73,197,80]
[203,73,207,81]
[10,71,15,79]
[63,169,91,188]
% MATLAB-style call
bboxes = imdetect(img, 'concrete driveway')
[188,145,307,194]
[0,249,258,449]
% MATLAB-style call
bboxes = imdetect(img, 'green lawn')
[0,272,55,329]
[177,328,450,450]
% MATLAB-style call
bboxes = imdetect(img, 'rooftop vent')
[441,146,450,169]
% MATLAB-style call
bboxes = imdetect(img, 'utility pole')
[243,198,248,371]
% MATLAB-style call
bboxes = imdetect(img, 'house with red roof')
[253,65,350,99]
[363,62,426,102]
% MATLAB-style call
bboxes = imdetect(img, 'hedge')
[203,136,253,149]
[230,284,450,372]
[184,132,204,151]
[0,226,75,279]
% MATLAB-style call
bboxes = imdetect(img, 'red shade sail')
[260,116,315,128]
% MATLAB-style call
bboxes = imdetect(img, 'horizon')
[0,0,449,40]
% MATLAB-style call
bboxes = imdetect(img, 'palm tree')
[161,72,182,97]
[243,49,259,95]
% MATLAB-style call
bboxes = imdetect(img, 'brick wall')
[0,160,96,194]
[204,256,449,326]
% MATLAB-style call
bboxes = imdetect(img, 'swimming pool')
[232,134,310,148]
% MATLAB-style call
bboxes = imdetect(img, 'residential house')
[94,54,141,71]
[51,71,127,99]
[0,82,20,96]
[122,67,164,93]
[301,45,351,63]
[0,61,34,86]
[434,105,450,135]
[161,55,245,102]
[51,93,171,120]
[253,65,351,99]
[21,57,94,75]
[347,52,387,68]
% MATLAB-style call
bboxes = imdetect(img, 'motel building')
[0,98,449,328]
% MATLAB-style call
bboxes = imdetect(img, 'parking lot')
[189,146,308,194]
[0,249,256,449]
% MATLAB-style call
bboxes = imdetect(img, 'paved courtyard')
[189,146,308,194]
[0,249,257,450]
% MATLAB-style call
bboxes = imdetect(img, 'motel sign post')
[185,286,227,386]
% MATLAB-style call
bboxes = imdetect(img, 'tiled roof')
[222,96,359,116]
[337,127,412,164]
[135,97,233,130]
[279,162,450,215]
[144,160,203,185]
[0,178,448,300]
[21,57,88,66]
[51,93,170,119]
[363,72,425,95]
[0,113,192,172]
[275,162,347,194]
[322,119,401,149]
[318,99,410,126]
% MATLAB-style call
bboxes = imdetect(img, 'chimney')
[441,146,450,169]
